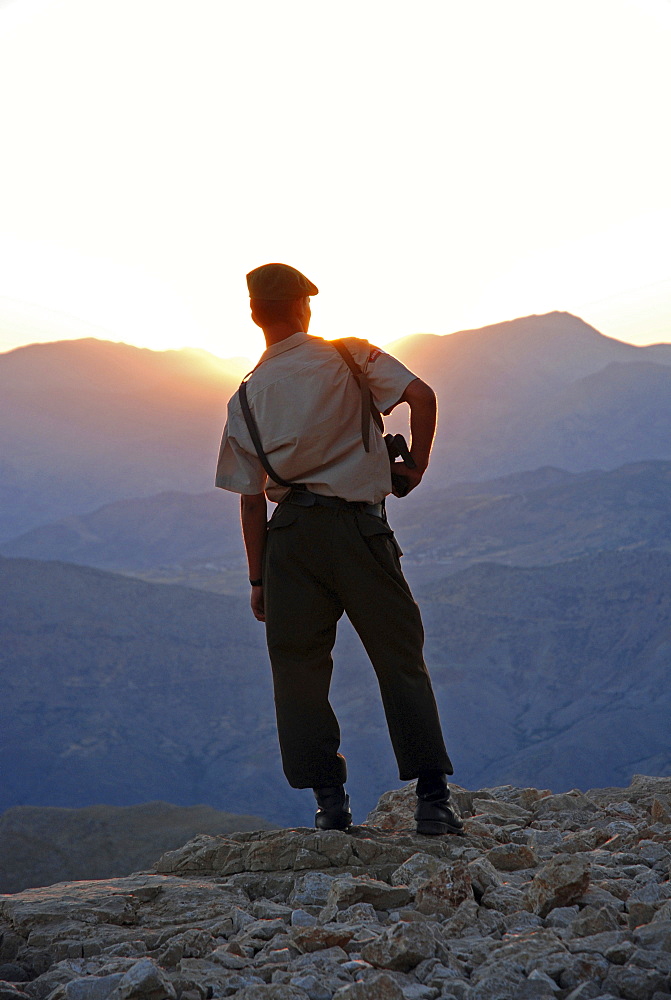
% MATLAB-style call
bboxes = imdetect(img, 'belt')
[283,488,386,520]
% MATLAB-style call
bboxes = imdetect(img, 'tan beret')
[246,262,319,300]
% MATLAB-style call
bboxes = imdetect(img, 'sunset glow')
[0,0,669,359]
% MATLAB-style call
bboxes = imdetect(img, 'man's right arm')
[241,492,268,622]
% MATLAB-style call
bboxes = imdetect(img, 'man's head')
[246,262,318,300]
[247,263,318,337]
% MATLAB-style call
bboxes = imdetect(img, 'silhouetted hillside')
[0,801,275,894]
[2,551,668,825]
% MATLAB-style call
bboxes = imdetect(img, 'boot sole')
[315,814,352,832]
[416,819,465,836]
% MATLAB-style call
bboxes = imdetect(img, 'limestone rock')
[363,785,418,832]
[1,778,669,1000]
[360,923,436,972]
[389,854,451,891]
[319,877,412,923]
[525,856,591,916]
[234,987,310,1000]
[467,857,502,896]
[290,926,356,954]
[114,958,176,1000]
[485,843,538,871]
[471,799,532,825]
[415,862,472,917]
[634,919,671,952]
[333,973,404,999]
[568,905,620,937]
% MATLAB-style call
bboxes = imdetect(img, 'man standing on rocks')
[215,263,462,836]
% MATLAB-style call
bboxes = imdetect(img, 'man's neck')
[262,323,307,348]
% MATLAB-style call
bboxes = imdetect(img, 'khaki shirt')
[215,333,418,504]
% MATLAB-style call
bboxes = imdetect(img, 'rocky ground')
[0,775,670,1000]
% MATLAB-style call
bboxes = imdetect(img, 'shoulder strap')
[238,378,296,488]
[330,340,384,452]
[237,338,385,488]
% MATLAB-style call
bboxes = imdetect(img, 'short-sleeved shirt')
[215,333,418,504]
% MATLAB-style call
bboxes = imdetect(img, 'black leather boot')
[415,771,464,836]
[313,784,352,831]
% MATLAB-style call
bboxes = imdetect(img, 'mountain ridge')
[2,312,671,539]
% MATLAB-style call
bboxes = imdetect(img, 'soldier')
[215,263,462,836]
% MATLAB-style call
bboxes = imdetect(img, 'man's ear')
[250,300,262,328]
[297,296,310,330]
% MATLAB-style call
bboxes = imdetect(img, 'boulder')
[360,922,437,972]
[115,959,176,1000]
[525,856,591,916]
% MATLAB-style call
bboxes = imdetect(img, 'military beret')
[246,262,319,300]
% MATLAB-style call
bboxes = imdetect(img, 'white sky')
[0,0,669,360]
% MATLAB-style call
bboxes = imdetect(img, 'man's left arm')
[391,377,437,495]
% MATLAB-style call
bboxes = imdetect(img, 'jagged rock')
[360,923,436,972]
[0,968,26,986]
[319,877,412,923]
[233,987,311,1000]
[568,905,621,937]
[332,973,404,999]
[289,873,335,908]
[545,905,580,928]
[414,862,472,917]
[467,857,502,896]
[468,967,527,999]
[114,958,176,1000]
[525,855,591,916]
[389,854,451,891]
[533,790,602,817]
[557,951,610,991]
[558,829,609,854]
[290,926,356,954]
[335,903,378,925]
[363,784,471,834]
[2,778,670,1000]
[290,909,318,928]
[287,973,332,1000]
[562,986,605,1000]
[651,799,671,824]
[485,843,538,871]
[481,884,527,914]
[0,985,29,1000]
[604,964,671,999]
[634,919,671,952]
[442,899,480,937]
[471,799,532,825]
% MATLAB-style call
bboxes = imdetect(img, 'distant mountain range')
[0,337,240,539]
[2,312,671,539]
[4,461,670,595]
[2,550,668,825]
[2,312,669,829]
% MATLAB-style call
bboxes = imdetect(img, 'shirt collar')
[258,331,314,363]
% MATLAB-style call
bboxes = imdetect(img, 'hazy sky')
[0,0,669,360]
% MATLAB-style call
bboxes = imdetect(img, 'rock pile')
[1,775,670,1000]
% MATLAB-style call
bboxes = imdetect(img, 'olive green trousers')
[263,501,453,788]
